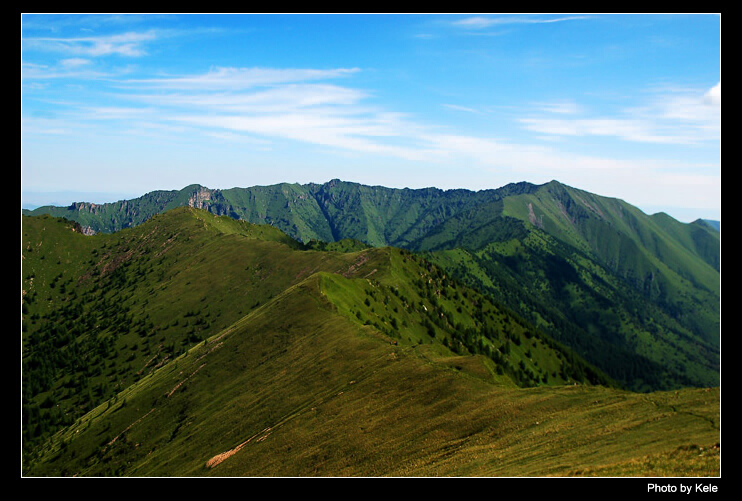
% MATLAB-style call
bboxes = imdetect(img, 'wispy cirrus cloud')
[452,15,591,30]
[49,64,436,160]
[22,30,158,57]
[441,103,483,114]
[59,57,92,68]
[530,100,583,115]
[21,60,129,82]
[125,66,362,91]
[134,83,367,113]
[519,83,721,145]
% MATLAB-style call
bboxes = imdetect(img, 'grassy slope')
[413,182,720,392]
[502,182,720,300]
[21,209,364,459]
[428,237,719,391]
[306,180,720,392]
[22,209,719,477]
[25,271,719,477]
[23,181,720,376]
[22,208,601,441]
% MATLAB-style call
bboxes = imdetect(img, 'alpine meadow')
[22,179,720,477]
[21,14,720,480]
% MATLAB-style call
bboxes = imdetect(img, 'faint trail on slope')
[204,378,365,470]
[167,363,206,398]
[205,427,273,468]
[107,408,156,447]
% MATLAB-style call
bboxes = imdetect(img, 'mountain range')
[21,179,721,476]
[24,179,721,392]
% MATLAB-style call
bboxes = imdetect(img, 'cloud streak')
[452,15,591,30]
[23,30,158,57]
[519,83,721,145]
[126,66,362,91]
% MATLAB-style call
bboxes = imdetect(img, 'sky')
[21,13,721,222]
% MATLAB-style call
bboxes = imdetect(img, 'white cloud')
[704,82,721,105]
[106,65,438,161]
[59,58,92,68]
[173,110,438,162]
[442,104,482,114]
[532,100,583,115]
[134,83,368,114]
[418,130,720,214]
[21,60,111,81]
[452,16,499,30]
[79,106,155,120]
[128,66,361,91]
[519,117,685,144]
[452,15,590,30]
[518,84,721,145]
[641,83,720,121]
[23,30,157,57]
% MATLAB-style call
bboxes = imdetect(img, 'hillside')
[419,181,721,391]
[23,179,721,392]
[22,208,611,474]
[21,209,720,476]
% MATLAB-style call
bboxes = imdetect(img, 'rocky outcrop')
[187,187,216,209]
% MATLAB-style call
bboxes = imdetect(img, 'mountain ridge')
[22,178,719,243]
[22,178,721,295]
[22,179,720,393]
[21,179,550,241]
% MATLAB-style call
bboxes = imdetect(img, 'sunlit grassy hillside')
[22,208,719,477]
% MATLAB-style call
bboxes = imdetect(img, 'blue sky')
[21,14,720,221]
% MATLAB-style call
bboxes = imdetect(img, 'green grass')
[22,208,719,477]
[25,272,719,476]
[426,222,719,392]
[566,444,720,477]
[21,209,365,459]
